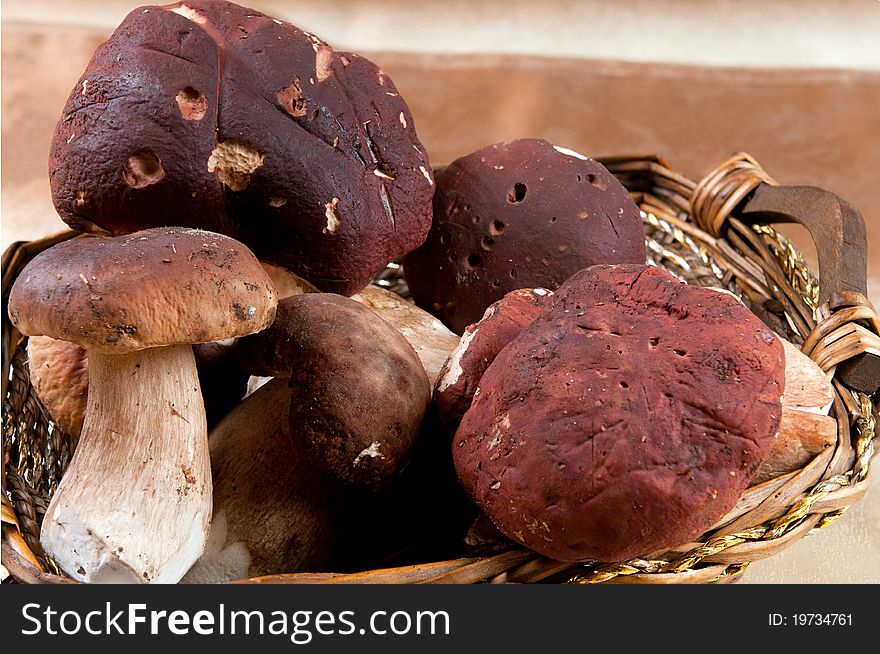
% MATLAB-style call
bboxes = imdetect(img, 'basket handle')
[690,153,878,396]
[738,184,880,396]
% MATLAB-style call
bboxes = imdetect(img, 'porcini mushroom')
[49,0,434,296]
[27,336,89,439]
[434,287,552,432]
[190,293,433,580]
[7,227,277,582]
[404,139,645,333]
[453,264,834,562]
[182,378,336,583]
[236,293,432,490]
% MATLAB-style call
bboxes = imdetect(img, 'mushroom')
[26,336,89,439]
[236,293,432,490]
[49,0,434,297]
[453,264,833,562]
[182,378,336,583]
[7,227,277,583]
[352,284,460,384]
[404,139,645,333]
[434,287,552,433]
[189,293,433,581]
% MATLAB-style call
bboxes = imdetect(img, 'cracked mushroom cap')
[453,264,786,562]
[8,228,277,353]
[49,0,434,296]
[404,139,645,333]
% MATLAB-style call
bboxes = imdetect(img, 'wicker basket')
[3,152,877,585]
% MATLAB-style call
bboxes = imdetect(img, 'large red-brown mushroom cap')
[453,264,786,562]
[49,0,434,296]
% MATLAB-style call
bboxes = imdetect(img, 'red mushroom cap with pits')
[404,139,645,333]
[49,0,434,296]
[453,264,786,562]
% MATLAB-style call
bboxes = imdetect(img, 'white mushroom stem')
[40,344,211,583]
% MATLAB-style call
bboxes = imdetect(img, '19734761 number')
[769,614,853,627]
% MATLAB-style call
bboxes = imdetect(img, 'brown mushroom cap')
[238,293,431,489]
[49,0,434,296]
[453,264,786,562]
[27,336,89,438]
[404,139,645,333]
[8,228,277,353]
[291,294,430,489]
[352,284,460,384]
[434,287,552,433]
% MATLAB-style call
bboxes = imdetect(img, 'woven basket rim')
[2,152,877,585]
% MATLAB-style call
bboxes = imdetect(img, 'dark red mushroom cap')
[49,0,434,296]
[403,139,645,333]
[453,264,785,562]
[433,287,552,433]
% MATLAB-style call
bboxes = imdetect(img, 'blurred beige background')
[2,0,878,583]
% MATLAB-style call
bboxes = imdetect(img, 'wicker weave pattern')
[2,153,877,585]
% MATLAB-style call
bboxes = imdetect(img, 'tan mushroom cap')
[27,336,89,438]
[8,228,277,353]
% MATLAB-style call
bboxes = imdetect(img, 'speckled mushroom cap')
[8,227,277,353]
[403,139,645,333]
[48,0,434,297]
[453,264,786,562]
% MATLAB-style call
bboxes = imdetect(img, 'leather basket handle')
[691,154,879,396]
[739,184,879,395]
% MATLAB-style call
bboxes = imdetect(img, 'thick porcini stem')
[40,345,211,583]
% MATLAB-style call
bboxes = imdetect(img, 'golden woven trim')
[803,297,880,373]
[752,224,821,313]
[690,152,778,237]
[570,394,876,584]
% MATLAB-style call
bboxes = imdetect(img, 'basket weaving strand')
[2,153,877,585]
